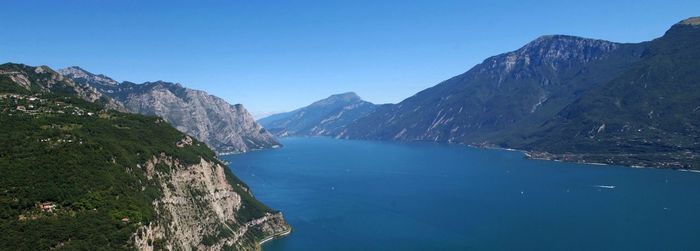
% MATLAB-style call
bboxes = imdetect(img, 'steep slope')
[258,92,377,137]
[59,67,279,154]
[338,35,645,142]
[334,17,700,168]
[0,64,124,111]
[516,18,700,168]
[0,63,290,250]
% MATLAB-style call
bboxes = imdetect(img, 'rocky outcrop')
[133,154,290,250]
[258,92,377,137]
[1,64,124,111]
[116,82,279,154]
[57,66,119,87]
[59,67,280,154]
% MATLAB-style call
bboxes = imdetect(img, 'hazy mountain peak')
[531,34,588,42]
[34,65,56,74]
[310,92,362,107]
[663,17,700,38]
[679,16,700,26]
[332,91,359,98]
[61,65,88,73]
[259,91,377,137]
[58,66,119,86]
[477,34,621,75]
[518,34,619,60]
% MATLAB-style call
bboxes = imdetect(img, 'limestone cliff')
[59,67,280,154]
[133,153,290,250]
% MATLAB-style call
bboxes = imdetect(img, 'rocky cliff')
[133,153,290,250]
[59,67,280,154]
[0,63,290,250]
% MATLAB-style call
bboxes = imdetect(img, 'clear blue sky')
[1,0,698,117]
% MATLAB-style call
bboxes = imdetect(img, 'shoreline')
[270,135,699,172]
[463,142,698,171]
[258,229,292,247]
[521,150,698,172]
[218,144,284,156]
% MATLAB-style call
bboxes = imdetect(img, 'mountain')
[0,63,290,250]
[258,92,377,137]
[330,17,699,168]
[0,64,124,111]
[338,35,644,141]
[515,18,700,167]
[58,67,279,154]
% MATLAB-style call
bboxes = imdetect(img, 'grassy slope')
[0,64,274,249]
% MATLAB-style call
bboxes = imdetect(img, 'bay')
[223,137,700,250]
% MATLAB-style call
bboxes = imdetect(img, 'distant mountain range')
[258,92,377,137]
[261,17,700,169]
[58,67,279,154]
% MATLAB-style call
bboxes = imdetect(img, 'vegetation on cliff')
[0,63,287,250]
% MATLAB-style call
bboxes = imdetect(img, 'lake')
[223,137,700,250]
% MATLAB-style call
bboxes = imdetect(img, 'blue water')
[223,137,700,250]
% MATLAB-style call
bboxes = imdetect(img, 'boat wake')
[592,185,616,189]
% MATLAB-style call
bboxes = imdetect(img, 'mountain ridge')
[336,33,640,142]
[259,92,378,137]
[59,66,279,154]
[266,17,700,169]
